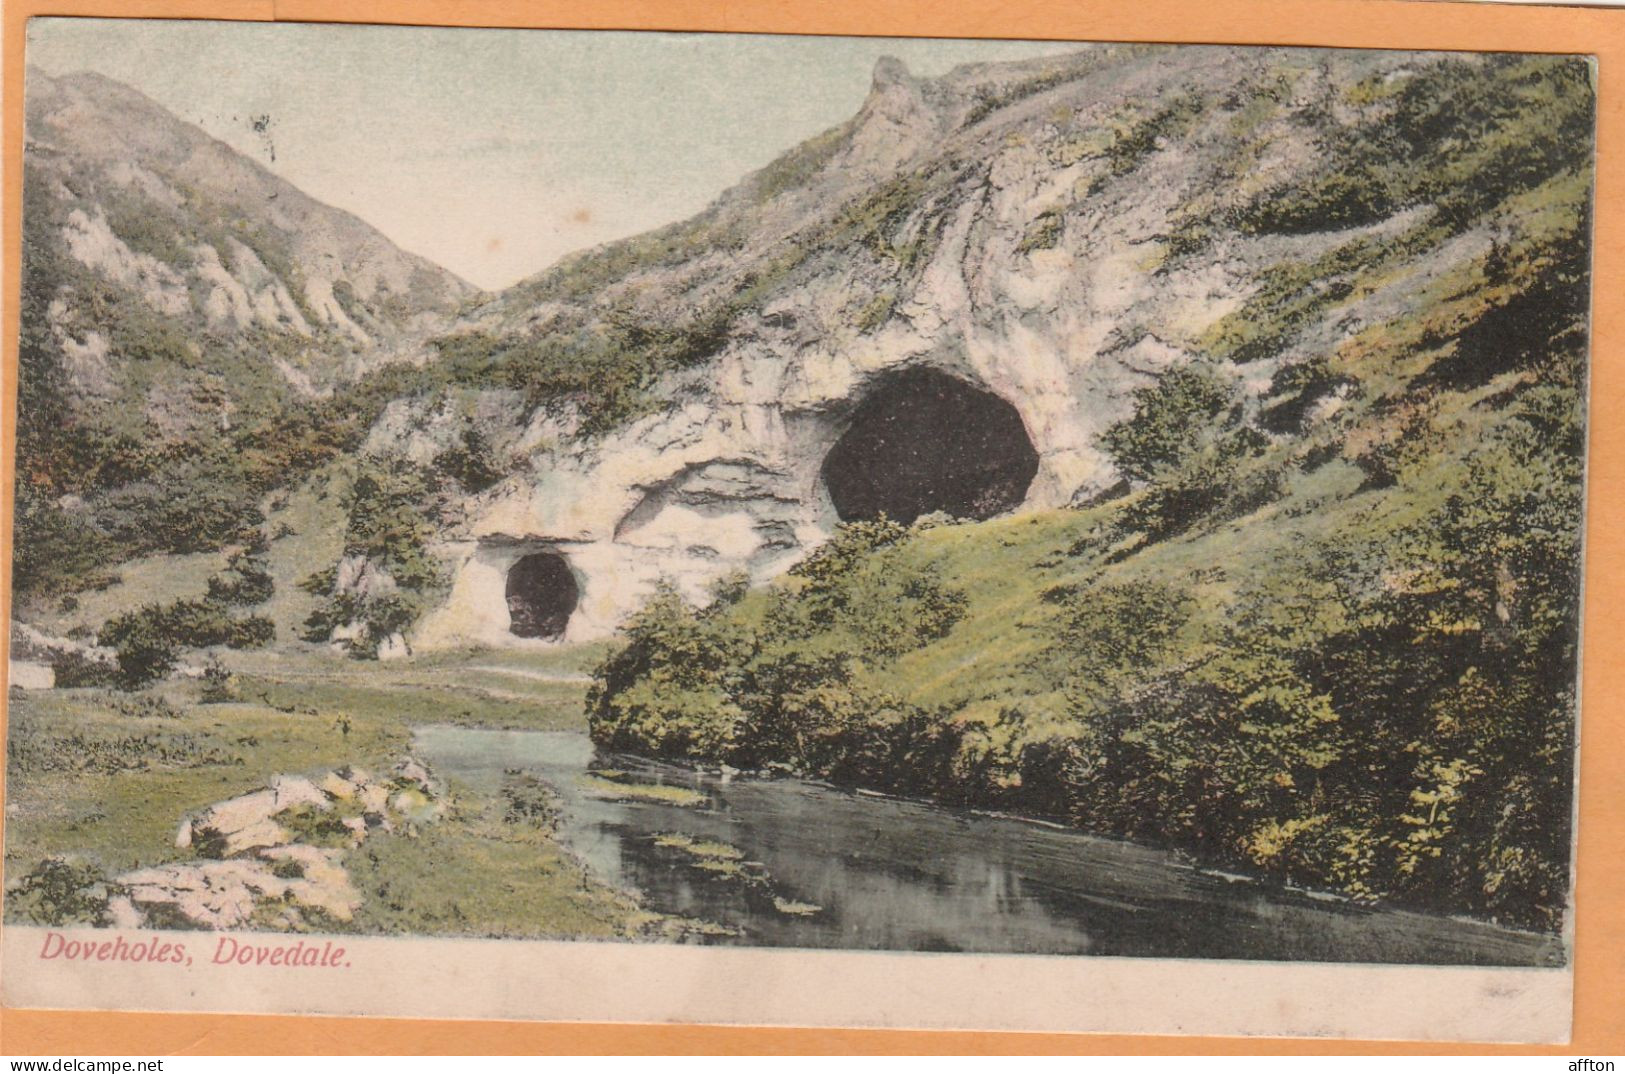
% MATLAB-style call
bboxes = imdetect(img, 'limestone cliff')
[394,45,1550,647]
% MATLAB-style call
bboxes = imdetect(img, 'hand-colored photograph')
[1,16,1594,1034]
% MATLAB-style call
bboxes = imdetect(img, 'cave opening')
[505,552,579,640]
[821,367,1040,525]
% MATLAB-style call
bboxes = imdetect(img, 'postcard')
[0,15,1596,1043]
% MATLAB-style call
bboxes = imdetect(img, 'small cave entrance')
[821,367,1040,525]
[505,553,579,640]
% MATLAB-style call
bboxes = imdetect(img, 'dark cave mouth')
[821,367,1040,525]
[506,552,579,640]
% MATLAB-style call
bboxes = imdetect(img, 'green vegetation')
[433,427,503,494]
[300,460,445,657]
[343,782,650,939]
[5,858,126,927]
[103,192,196,270]
[578,776,706,806]
[1101,364,1274,535]
[1016,210,1065,254]
[589,520,966,780]
[11,144,474,611]
[1236,55,1592,236]
[852,290,898,333]
[750,121,853,203]
[1103,94,1206,179]
[594,362,1582,930]
[589,70,1592,930]
[10,47,1594,945]
[830,171,948,275]
[4,649,651,939]
[962,56,1109,127]
[426,300,736,438]
[98,597,274,687]
[206,545,275,607]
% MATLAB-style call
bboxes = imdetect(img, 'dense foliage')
[300,460,446,658]
[99,597,275,688]
[589,519,967,780]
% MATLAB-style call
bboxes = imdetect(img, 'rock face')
[408,45,1474,647]
[24,69,475,381]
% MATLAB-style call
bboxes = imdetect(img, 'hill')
[571,47,1591,932]
[14,68,475,605]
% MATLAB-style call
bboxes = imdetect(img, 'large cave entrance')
[505,552,579,640]
[821,367,1040,525]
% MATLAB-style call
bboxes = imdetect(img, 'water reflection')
[413,725,1562,966]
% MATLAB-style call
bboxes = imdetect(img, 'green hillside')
[587,53,1592,933]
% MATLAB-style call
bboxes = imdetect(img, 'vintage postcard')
[0,15,1595,1043]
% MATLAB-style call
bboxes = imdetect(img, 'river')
[412,724,1563,965]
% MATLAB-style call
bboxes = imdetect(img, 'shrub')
[199,659,240,704]
[1100,365,1270,535]
[1104,94,1205,178]
[207,550,275,606]
[302,460,447,657]
[99,598,274,688]
[434,427,504,494]
[5,858,123,927]
[1016,210,1065,254]
[1050,578,1195,714]
[98,606,181,688]
[10,486,120,602]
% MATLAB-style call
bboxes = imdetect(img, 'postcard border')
[3,0,1623,1056]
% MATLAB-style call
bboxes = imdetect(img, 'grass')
[343,775,652,940]
[653,833,744,860]
[4,685,405,876]
[3,642,656,939]
[578,776,705,807]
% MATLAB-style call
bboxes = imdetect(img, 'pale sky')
[27,19,1082,290]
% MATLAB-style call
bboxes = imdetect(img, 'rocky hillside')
[14,69,474,605]
[325,46,1590,656]
[25,71,472,361]
[577,47,1591,932]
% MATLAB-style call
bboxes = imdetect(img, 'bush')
[99,598,275,688]
[1102,366,1236,484]
[10,486,120,603]
[588,582,753,759]
[434,427,504,494]
[589,520,967,777]
[99,606,181,688]
[50,649,120,689]
[1100,365,1270,535]
[6,858,123,926]
[207,550,275,606]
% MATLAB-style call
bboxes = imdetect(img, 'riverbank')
[414,723,1564,965]
[3,642,661,941]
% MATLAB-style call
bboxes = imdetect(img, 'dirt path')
[462,666,595,685]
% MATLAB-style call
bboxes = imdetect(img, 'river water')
[413,724,1563,965]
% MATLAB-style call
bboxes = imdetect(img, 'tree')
[1101,365,1236,483]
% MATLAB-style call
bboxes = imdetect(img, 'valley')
[5,42,1592,956]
